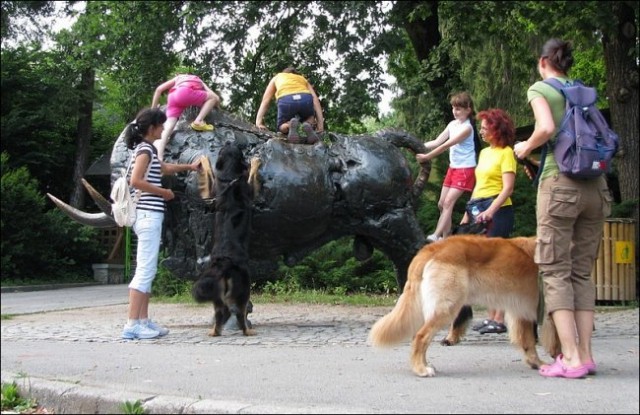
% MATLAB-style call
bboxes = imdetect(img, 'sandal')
[584,360,597,375]
[472,319,492,331]
[478,321,507,334]
[550,353,597,375]
[288,118,300,142]
[539,355,588,379]
[302,122,319,144]
[191,122,214,132]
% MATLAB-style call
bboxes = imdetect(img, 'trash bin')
[591,218,637,302]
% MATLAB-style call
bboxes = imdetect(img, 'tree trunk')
[604,3,639,209]
[391,1,460,122]
[602,2,639,297]
[69,68,95,208]
[392,1,440,64]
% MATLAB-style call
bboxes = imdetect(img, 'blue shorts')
[276,93,314,130]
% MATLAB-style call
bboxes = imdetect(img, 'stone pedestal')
[92,263,125,284]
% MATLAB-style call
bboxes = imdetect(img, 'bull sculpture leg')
[357,206,426,291]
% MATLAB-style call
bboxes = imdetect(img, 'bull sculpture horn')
[47,192,117,228]
[81,178,112,215]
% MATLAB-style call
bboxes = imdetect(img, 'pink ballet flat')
[539,355,588,379]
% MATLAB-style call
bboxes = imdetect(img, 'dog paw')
[413,364,436,377]
[440,337,460,346]
[528,357,544,369]
[243,328,257,336]
[207,328,222,337]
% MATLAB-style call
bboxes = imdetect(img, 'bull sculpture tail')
[248,157,261,196]
[375,129,431,203]
[198,155,215,200]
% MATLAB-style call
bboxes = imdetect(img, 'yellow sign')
[615,241,634,264]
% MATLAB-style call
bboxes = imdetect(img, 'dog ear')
[215,155,225,171]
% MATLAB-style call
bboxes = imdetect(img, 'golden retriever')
[369,234,549,377]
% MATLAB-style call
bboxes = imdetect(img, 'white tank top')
[449,119,476,168]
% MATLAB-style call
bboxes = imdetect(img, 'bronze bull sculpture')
[48,109,431,291]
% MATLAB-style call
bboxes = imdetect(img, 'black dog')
[192,142,255,336]
[451,221,488,236]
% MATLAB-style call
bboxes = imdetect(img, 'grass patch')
[153,288,398,307]
[1,274,95,287]
[595,302,638,312]
[251,290,397,307]
[1,382,38,413]
[120,400,145,414]
[152,289,637,312]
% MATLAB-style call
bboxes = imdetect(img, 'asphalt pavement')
[1,284,638,414]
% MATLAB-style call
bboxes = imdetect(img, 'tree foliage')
[1,1,637,288]
[1,45,83,199]
[0,1,56,43]
[1,152,104,281]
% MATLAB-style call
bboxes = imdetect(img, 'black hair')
[124,108,167,150]
[540,38,574,74]
[282,67,300,75]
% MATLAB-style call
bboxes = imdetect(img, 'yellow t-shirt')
[274,73,311,100]
[471,146,517,207]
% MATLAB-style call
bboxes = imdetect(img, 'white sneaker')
[426,234,441,242]
[144,319,169,336]
[122,323,160,340]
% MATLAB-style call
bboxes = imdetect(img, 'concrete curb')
[1,371,362,414]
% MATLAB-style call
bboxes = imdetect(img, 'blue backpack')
[534,78,619,185]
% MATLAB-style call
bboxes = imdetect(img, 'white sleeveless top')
[449,119,476,168]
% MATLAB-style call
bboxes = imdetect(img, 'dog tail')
[540,314,561,358]
[369,282,423,347]
[191,269,218,303]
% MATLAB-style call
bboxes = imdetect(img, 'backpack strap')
[533,77,575,187]
[532,145,546,187]
[124,153,135,177]
[542,77,569,92]
[125,150,152,203]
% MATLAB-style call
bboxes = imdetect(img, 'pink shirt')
[170,74,203,92]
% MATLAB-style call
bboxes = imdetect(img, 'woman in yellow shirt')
[255,67,324,144]
[462,108,517,335]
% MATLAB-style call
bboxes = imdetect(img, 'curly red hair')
[477,108,515,148]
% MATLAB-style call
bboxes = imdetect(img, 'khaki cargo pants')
[535,174,612,313]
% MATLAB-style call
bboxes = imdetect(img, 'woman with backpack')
[514,39,610,379]
[121,108,201,340]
